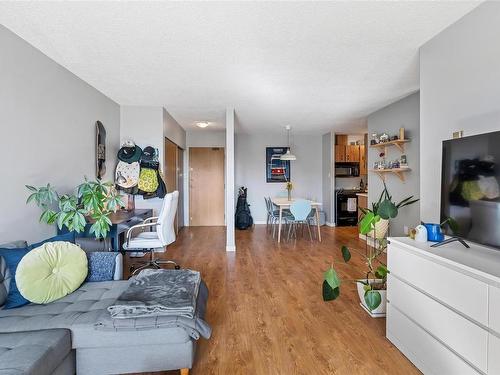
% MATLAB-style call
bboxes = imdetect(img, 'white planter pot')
[356,279,387,318]
[367,219,389,239]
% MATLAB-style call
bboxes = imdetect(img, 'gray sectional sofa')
[0,244,208,375]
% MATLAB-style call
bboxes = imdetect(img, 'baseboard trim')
[253,220,267,225]
[326,222,336,227]
[226,245,236,252]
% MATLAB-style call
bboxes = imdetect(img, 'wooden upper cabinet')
[359,145,367,175]
[345,145,360,162]
[336,134,348,145]
[335,145,346,162]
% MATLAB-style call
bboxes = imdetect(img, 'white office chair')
[123,191,179,274]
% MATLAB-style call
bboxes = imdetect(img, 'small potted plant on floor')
[26,178,123,238]
[323,182,418,317]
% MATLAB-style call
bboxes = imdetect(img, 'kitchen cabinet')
[336,134,348,145]
[346,145,360,162]
[360,145,367,175]
[335,145,346,162]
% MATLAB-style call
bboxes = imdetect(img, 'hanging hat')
[141,146,156,163]
[115,161,140,188]
[117,141,142,163]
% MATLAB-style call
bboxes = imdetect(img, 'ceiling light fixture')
[196,121,210,128]
[280,125,296,161]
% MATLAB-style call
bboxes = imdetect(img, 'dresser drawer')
[388,275,488,372]
[489,334,500,374]
[388,243,488,325]
[489,286,500,334]
[387,303,480,375]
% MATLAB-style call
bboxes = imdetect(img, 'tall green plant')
[323,182,419,311]
[26,178,123,239]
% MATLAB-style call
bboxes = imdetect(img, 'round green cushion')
[16,241,88,304]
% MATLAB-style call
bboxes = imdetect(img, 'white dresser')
[387,237,500,375]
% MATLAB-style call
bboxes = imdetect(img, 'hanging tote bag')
[138,168,159,193]
[115,161,140,189]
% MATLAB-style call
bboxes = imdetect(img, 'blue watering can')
[422,223,444,242]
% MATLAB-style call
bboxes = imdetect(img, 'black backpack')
[235,187,253,230]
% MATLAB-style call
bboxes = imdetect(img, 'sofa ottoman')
[0,280,209,375]
[0,329,74,375]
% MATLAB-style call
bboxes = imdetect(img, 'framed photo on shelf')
[266,147,291,183]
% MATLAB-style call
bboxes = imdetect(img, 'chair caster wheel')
[175,265,181,270]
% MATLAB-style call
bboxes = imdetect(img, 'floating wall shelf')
[370,168,411,182]
[370,139,410,153]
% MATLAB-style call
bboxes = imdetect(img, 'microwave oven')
[335,163,360,177]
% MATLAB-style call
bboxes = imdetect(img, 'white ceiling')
[0,1,480,134]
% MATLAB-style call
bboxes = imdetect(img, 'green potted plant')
[26,178,123,239]
[323,182,418,317]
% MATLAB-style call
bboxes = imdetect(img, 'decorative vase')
[287,189,292,201]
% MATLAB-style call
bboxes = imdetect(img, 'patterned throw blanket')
[108,269,201,319]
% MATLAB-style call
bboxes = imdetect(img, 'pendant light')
[280,125,296,161]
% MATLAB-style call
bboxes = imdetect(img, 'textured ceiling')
[0,1,480,133]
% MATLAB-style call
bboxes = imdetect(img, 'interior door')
[189,147,225,226]
[164,138,179,232]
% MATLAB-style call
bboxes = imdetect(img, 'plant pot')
[356,279,387,318]
[367,218,389,239]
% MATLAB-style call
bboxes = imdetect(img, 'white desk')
[271,197,322,243]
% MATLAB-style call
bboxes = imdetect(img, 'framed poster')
[266,147,291,183]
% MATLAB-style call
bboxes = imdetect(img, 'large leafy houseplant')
[323,182,419,311]
[26,178,123,239]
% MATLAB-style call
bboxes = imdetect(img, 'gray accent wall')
[367,92,420,236]
[0,25,120,244]
[420,1,500,222]
[235,132,323,223]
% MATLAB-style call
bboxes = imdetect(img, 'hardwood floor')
[124,225,420,375]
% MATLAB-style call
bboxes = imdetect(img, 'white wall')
[120,106,163,158]
[368,92,420,236]
[120,106,186,215]
[235,132,323,223]
[164,108,186,149]
[186,130,225,148]
[420,1,500,222]
[321,132,334,224]
[0,25,120,244]
[120,106,164,214]
[225,109,235,251]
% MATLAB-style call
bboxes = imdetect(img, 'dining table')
[271,197,322,243]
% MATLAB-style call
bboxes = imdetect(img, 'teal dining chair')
[287,199,313,241]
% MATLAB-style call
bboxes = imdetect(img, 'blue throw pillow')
[29,231,76,250]
[0,247,31,309]
[86,252,116,282]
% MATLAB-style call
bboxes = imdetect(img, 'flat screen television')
[441,130,500,249]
